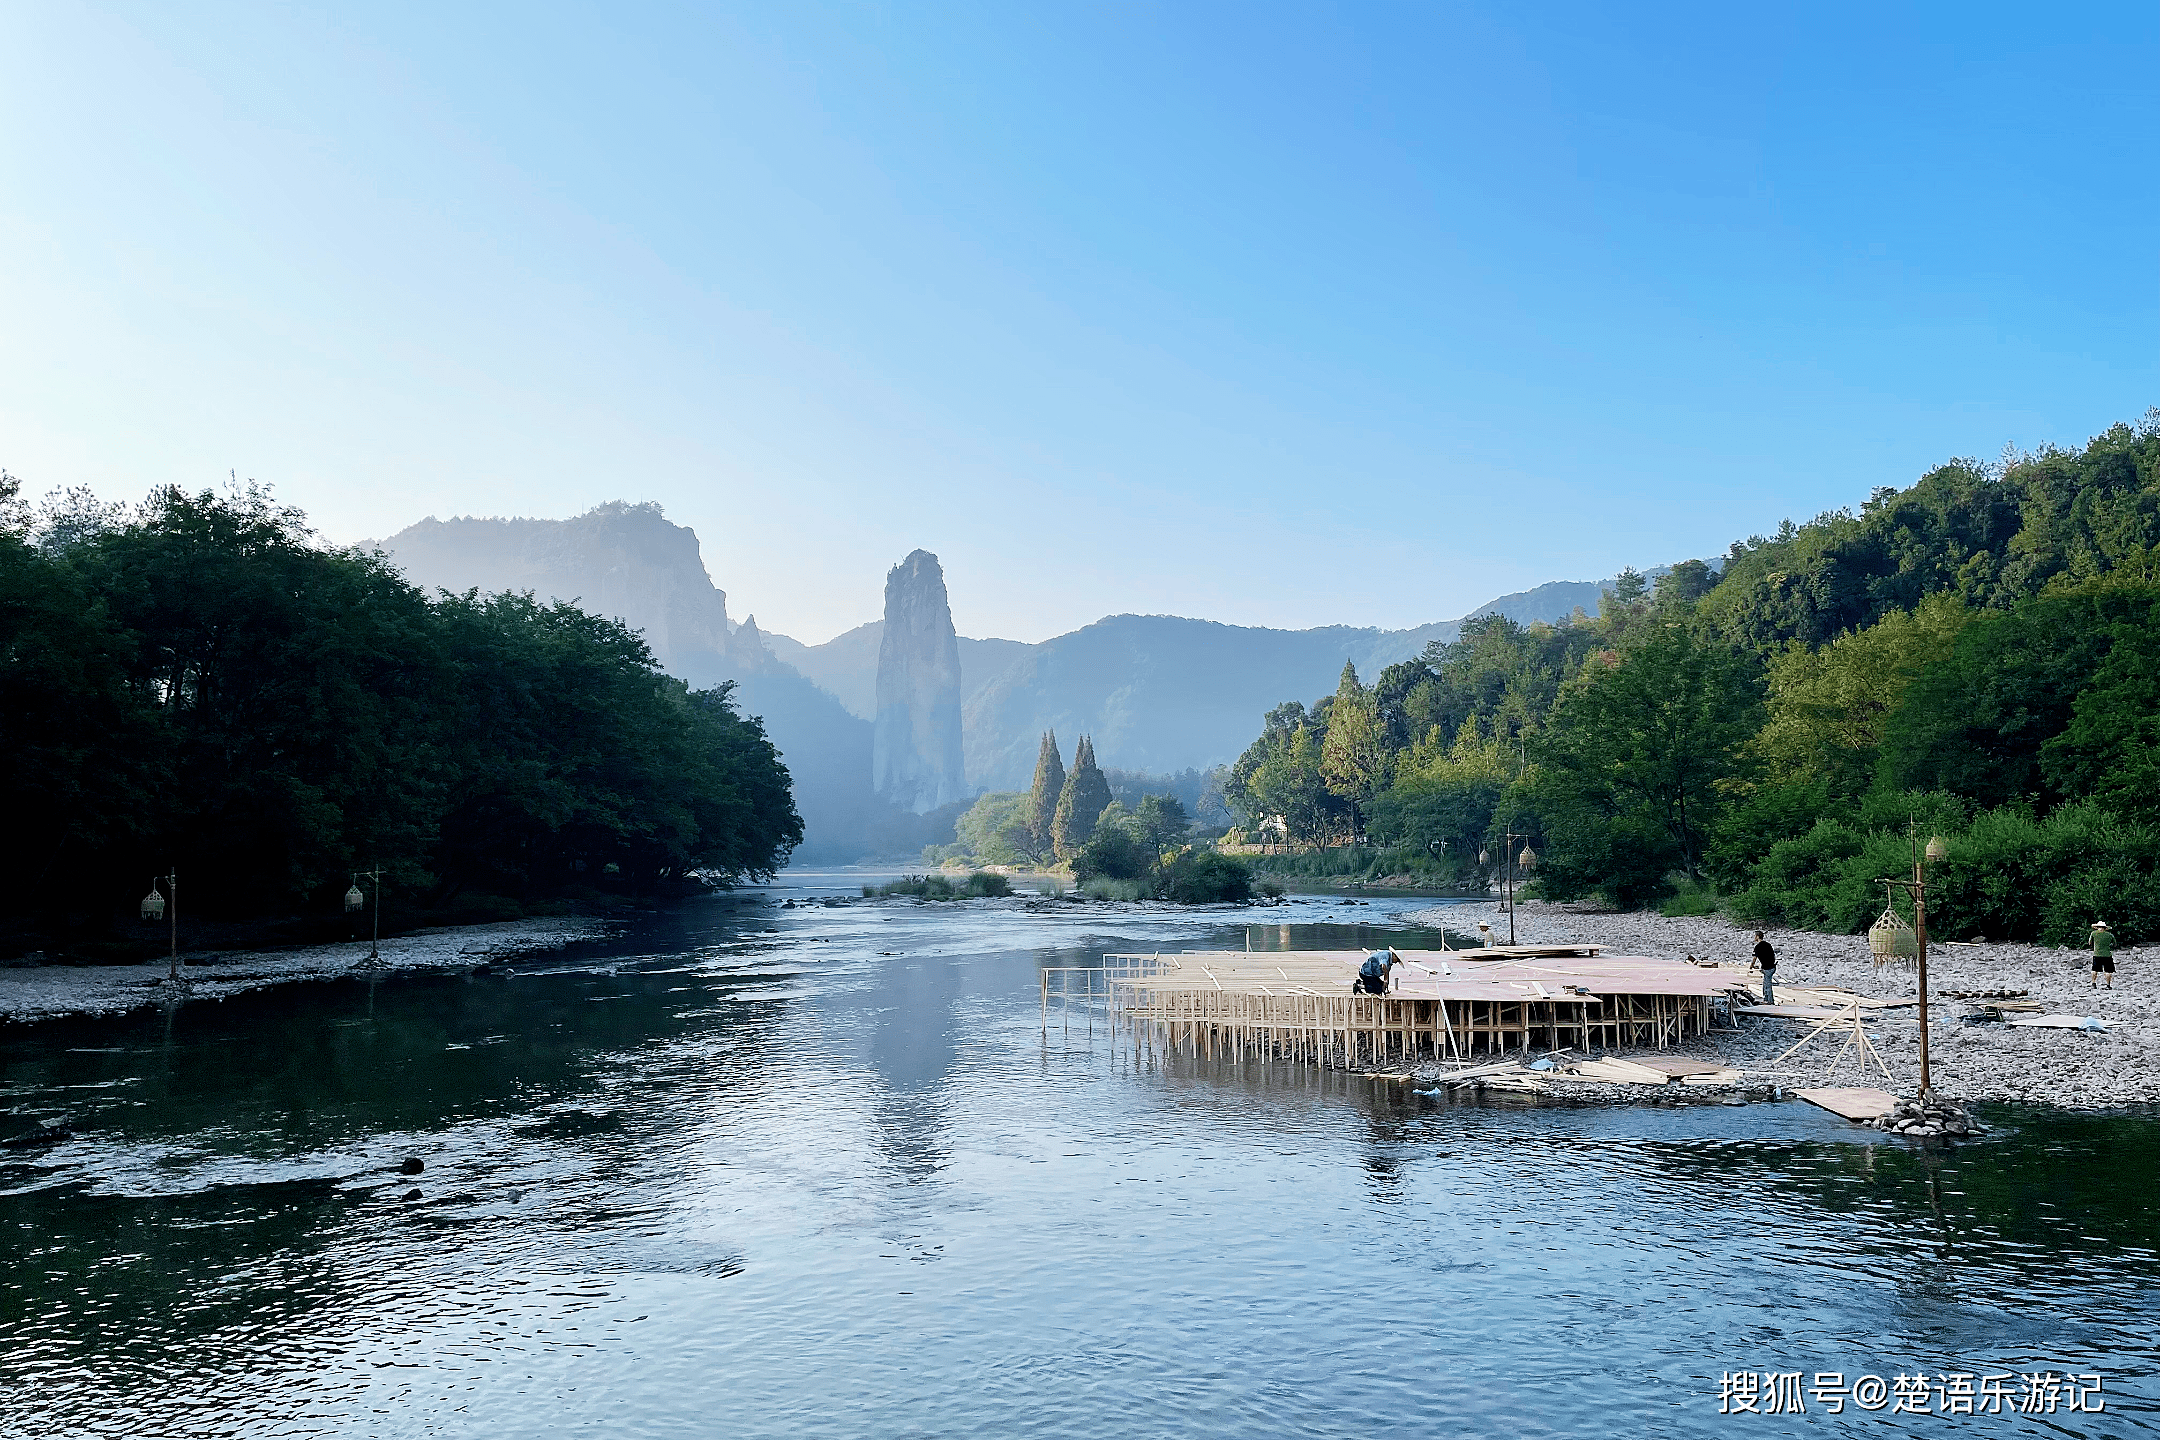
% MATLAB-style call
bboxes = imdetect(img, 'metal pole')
[167,871,179,982]
[1914,836,1932,1097]
[370,865,381,963]
[1504,830,1521,945]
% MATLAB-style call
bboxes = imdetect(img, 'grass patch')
[867,872,1012,900]
[1658,880,1721,917]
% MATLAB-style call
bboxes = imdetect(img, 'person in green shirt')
[2091,921,2115,990]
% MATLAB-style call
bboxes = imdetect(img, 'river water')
[2,878,2155,1438]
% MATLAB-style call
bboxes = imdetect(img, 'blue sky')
[3,4,2153,643]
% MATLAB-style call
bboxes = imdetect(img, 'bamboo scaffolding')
[1042,949,1731,1070]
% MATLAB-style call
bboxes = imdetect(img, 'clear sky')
[3,4,2153,644]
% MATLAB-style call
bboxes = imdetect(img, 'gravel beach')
[0,918,614,1023]
[1404,899,2156,1108]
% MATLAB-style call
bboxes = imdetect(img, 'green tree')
[2043,618,2160,825]
[1071,824,1152,883]
[3,482,802,939]
[955,790,1040,865]
[1364,717,1511,864]
[1131,794,1190,854]
[1051,735,1112,858]
[1247,723,1341,843]
[1879,588,2160,807]
[1026,731,1065,858]
[1534,626,1761,904]
[1320,661,1387,824]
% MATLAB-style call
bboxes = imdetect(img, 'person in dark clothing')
[1752,931,1777,1005]
[1355,949,1398,995]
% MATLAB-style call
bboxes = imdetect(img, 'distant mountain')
[759,583,1623,792]
[377,500,1699,857]
[378,502,758,674]
[763,622,1032,721]
[375,505,918,862]
[1462,578,1606,626]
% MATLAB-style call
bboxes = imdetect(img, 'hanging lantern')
[1869,905,1918,962]
[140,883,165,921]
[344,878,365,912]
[1477,847,1490,867]
[1518,845,1538,872]
[1925,835,1948,863]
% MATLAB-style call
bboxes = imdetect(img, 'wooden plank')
[1437,1060,1526,1084]
[1794,1086,1898,1122]
[1621,1056,1732,1078]
[1570,1059,1668,1084]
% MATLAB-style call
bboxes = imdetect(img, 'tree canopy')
[1222,410,2160,941]
[0,483,800,949]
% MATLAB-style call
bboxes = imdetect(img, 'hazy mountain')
[376,505,914,862]
[764,622,1032,721]
[872,550,967,814]
[377,500,1693,857]
[378,502,758,674]
[760,581,1621,792]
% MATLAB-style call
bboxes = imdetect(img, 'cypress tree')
[1321,660,1387,817]
[1027,730,1066,860]
[1052,735,1113,859]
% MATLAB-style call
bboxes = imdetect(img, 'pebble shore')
[1402,899,2156,1108]
[0,918,611,1023]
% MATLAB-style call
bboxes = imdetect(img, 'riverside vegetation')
[925,733,1258,903]
[1225,414,2160,946]
[0,480,802,960]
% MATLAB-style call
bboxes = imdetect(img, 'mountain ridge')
[375,503,1680,851]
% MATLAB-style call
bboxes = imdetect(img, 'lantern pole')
[140,872,181,983]
[1501,830,1535,944]
[349,866,386,969]
[1879,825,1947,1098]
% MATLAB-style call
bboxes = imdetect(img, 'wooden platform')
[1794,1087,1898,1122]
[1058,948,1740,1068]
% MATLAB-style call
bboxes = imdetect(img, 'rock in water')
[873,550,966,813]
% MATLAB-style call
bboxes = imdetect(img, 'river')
[3,876,2155,1437]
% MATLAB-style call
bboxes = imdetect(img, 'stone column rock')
[873,550,966,813]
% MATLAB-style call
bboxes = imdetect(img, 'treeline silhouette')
[1229,413,2160,943]
[1,481,800,956]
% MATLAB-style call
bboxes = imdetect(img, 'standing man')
[1355,948,1398,995]
[1752,931,1777,1005]
[2091,921,2115,990]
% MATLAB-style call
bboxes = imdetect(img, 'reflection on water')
[2,876,2155,1437]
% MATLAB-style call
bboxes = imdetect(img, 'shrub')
[1071,827,1153,884]
[877,874,957,899]
[878,872,1011,900]
[1725,798,2160,943]
[1080,876,1149,901]
[1658,880,1720,917]
[1152,850,1254,904]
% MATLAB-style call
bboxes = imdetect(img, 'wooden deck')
[1046,948,1747,1068]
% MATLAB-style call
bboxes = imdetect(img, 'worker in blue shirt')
[1355,948,1398,995]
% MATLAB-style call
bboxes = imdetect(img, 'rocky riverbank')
[1403,899,2157,1108]
[0,918,615,1023]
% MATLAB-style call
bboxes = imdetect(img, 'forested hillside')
[0,482,801,956]
[1227,414,2160,944]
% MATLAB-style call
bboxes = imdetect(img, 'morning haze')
[3,5,2157,1436]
